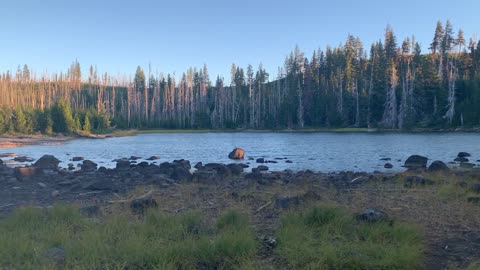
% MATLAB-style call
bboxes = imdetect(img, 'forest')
[0,20,479,134]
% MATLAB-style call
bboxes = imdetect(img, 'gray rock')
[13,156,35,162]
[457,152,471,158]
[226,163,244,175]
[33,155,60,170]
[81,160,97,172]
[404,155,428,169]
[194,162,203,169]
[130,197,157,214]
[171,167,192,181]
[380,158,391,161]
[256,158,265,163]
[116,160,130,170]
[130,156,142,160]
[71,157,84,162]
[454,157,469,163]
[356,208,387,222]
[285,160,293,163]
[428,160,450,172]
[146,155,160,161]
[384,163,393,169]
[257,165,269,171]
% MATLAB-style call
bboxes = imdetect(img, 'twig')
[256,201,273,212]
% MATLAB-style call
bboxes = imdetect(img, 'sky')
[1,0,479,82]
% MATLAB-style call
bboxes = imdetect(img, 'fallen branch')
[256,201,273,212]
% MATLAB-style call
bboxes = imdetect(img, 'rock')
[33,155,60,170]
[226,163,244,175]
[13,156,35,162]
[130,197,158,214]
[285,160,293,163]
[14,167,40,178]
[194,162,203,169]
[146,156,160,161]
[380,158,391,161]
[44,246,65,264]
[267,160,278,163]
[263,236,277,249]
[173,159,191,170]
[82,180,113,191]
[428,160,450,172]
[130,156,142,160]
[137,161,149,168]
[68,164,75,171]
[0,159,3,166]
[256,158,265,163]
[356,208,387,222]
[404,155,428,169]
[51,190,61,197]
[204,163,230,176]
[460,162,475,169]
[71,157,84,161]
[248,157,254,161]
[384,163,393,169]
[245,172,262,180]
[404,175,433,188]
[454,157,469,163]
[0,153,16,158]
[81,160,97,172]
[458,152,471,158]
[193,170,217,182]
[471,184,480,193]
[257,165,269,171]
[79,205,100,217]
[228,147,245,160]
[467,197,480,204]
[116,160,130,170]
[171,167,192,181]
[275,196,300,209]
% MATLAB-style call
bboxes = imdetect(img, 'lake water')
[1,132,480,172]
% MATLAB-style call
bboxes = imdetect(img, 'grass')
[0,205,257,270]
[277,205,424,270]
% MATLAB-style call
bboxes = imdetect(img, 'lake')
[1,132,480,172]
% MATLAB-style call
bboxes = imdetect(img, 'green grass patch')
[277,205,424,270]
[0,205,257,270]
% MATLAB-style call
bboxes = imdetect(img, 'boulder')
[137,161,149,168]
[256,158,265,163]
[130,197,158,214]
[130,156,142,160]
[458,152,472,158]
[257,165,269,171]
[226,163,244,175]
[428,160,450,172]
[194,162,203,169]
[13,156,35,162]
[171,167,192,181]
[81,160,97,172]
[71,157,84,162]
[228,147,245,160]
[173,159,191,170]
[356,208,387,222]
[454,157,469,163]
[33,155,60,170]
[404,155,428,169]
[384,163,393,169]
[204,163,230,176]
[116,160,130,170]
[146,156,160,161]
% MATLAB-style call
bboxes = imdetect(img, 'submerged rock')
[71,157,84,162]
[384,163,393,169]
[454,157,469,163]
[457,152,472,158]
[256,158,265,163]
[146,155,160,161]
[13,156,35,162]
[81,160,97,172]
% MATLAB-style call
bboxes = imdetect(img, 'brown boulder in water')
[228,147,245,160]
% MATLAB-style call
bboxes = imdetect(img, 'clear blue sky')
[1,0,479,82]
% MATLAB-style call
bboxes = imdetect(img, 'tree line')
[0,21,479,134]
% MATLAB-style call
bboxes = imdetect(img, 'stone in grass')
[130,197,158,214]
[356,208,387,222]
